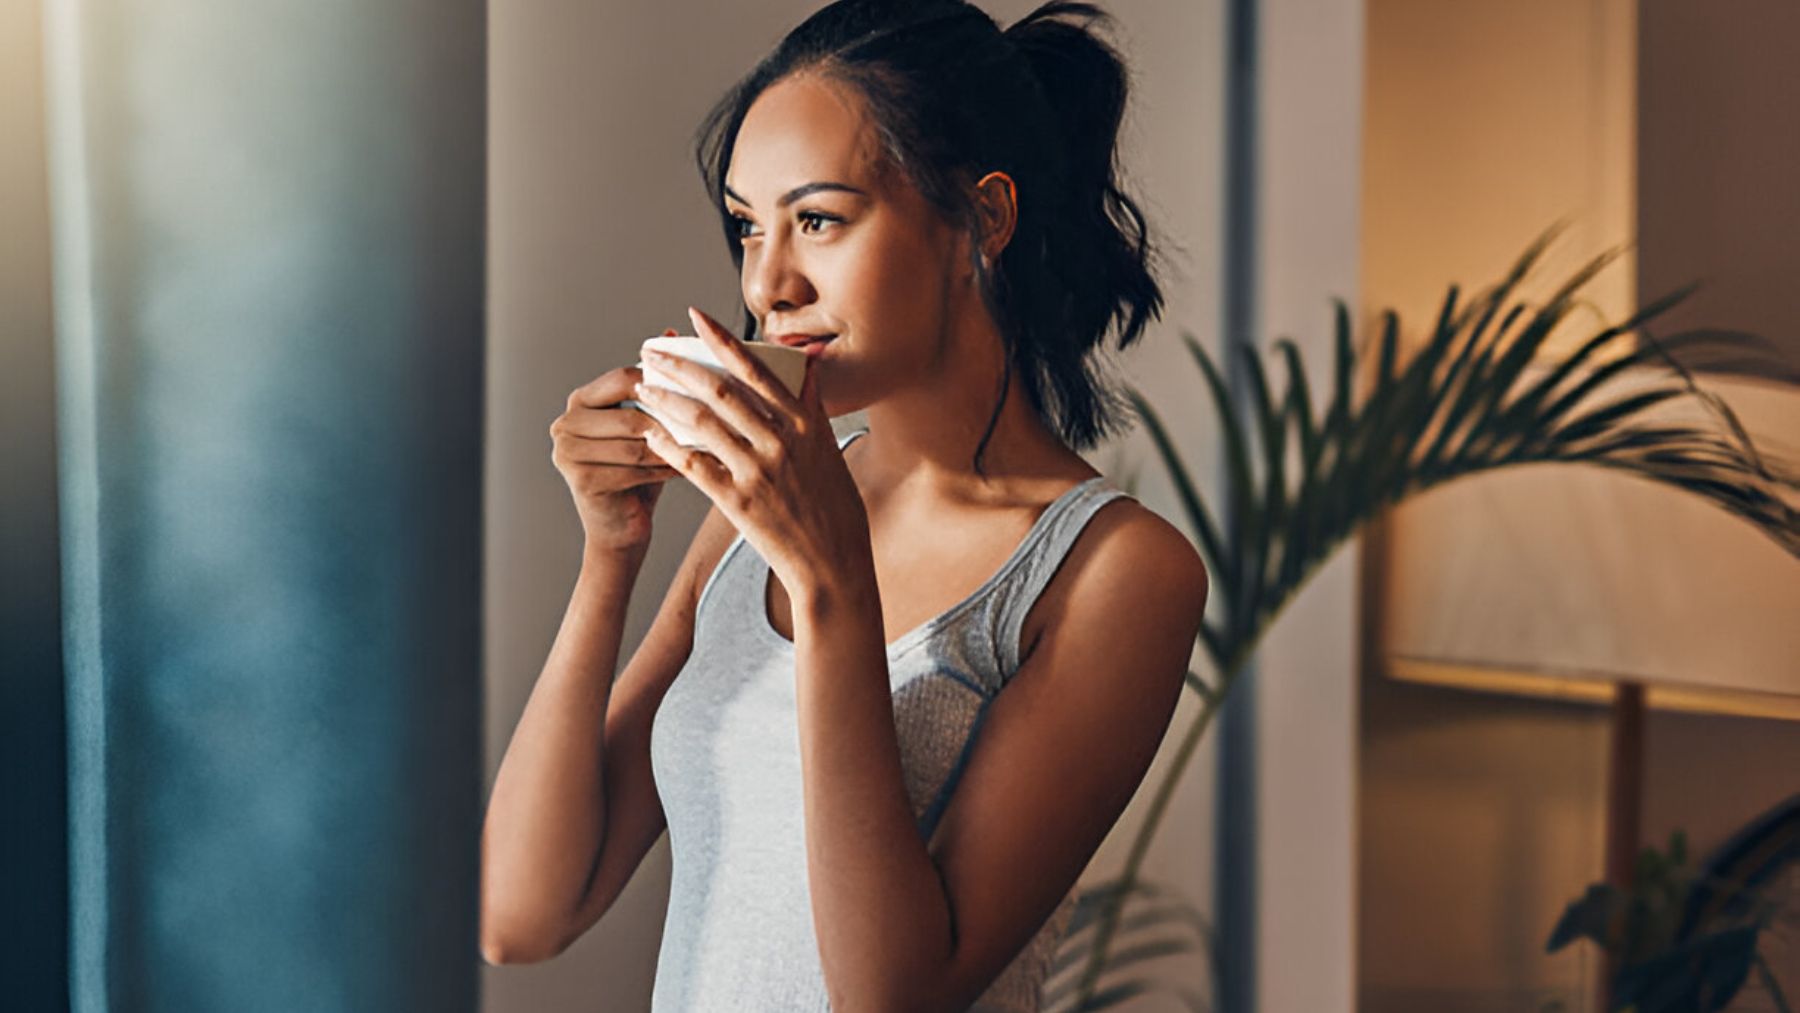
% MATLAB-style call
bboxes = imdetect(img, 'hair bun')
[1004,3,1128,195]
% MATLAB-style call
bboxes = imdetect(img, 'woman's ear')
[972,171,1017,263]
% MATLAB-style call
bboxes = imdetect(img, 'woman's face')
[725,72,970,417]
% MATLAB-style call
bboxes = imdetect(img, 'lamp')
[1383,368,1800,707]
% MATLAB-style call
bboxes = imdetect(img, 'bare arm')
[479,539,650,964]
[791,503,1207,1009]
[479,503,740,965]
[478,352,730,964]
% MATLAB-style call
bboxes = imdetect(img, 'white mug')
[623,336,809,450]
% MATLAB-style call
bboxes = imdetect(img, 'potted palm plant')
[1044,224,1800,1011]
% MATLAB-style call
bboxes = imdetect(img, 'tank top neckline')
[752,429,1111,656]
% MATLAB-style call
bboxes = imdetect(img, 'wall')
[483,2,1229,1009]
[1359,682,1611,1009]
[1638,0,1800,373]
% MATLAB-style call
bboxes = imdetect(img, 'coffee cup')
[622,336,809,450]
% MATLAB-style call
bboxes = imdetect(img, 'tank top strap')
[991,476,1132,678]
[834,425,869,452]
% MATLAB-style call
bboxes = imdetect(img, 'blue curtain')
[43,2,486,1008]
[2,3,66,1008]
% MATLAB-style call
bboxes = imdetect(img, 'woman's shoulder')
[1022,502,1205,665]
[1017,488,1207,663]
[1053,486,1201,591]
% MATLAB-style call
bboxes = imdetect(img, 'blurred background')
[3,1,1795,1011]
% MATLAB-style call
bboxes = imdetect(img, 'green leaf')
[1276,339,1320,472]
[1549,389,1687,449]
[1375,307,1399,388]
[1067,978,1209,1012]
[1181,334,1255,610]
[1417,297,1528,474]
[1614,923,1759,1012]
[1754,953,1793,1013]
[1233,340,1286,621]
[1062,879,1211,941]
[1053,877,1218,1010]
[1183,669,1218,704]
[1548,883,1622,952]
[1127,388,1234,594]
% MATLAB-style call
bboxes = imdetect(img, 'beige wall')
[1638,0,1800,373]
[1359,678,1611,1009]
[1360,0,1638,350]
[482,1,1231,1009]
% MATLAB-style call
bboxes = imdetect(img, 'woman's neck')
[849,319,1097,512]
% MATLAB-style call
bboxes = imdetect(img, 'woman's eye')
[730,214,760,240]
[798,211,840,235]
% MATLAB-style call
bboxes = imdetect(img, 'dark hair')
[695,0,1163,471]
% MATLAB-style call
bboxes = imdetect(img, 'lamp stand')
[1599,680,1646,1011]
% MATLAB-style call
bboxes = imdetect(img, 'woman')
[481,1,1209,1009]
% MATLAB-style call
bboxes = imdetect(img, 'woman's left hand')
[636,306,873,600]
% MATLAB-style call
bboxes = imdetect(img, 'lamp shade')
[1382,366,1800,701]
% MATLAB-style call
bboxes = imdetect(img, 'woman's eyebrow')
[723,181,868,209]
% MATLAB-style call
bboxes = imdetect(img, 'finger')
[643,425,733,500]
[598,463,683,487]
[570,366,647,410]
[686,305,736,342]
[555,404,656,439]
[633,380,761,479]
[688,305,799,415]
[793,357,833,440]
[799,357,822,412]
[552,435,665,467]
[641,350,780,455]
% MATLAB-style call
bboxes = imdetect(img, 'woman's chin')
[820,388,869,423]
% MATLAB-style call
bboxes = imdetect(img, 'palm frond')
[1044,879,1215,1013]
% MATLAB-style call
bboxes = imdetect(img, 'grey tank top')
[647,428,1131,1011]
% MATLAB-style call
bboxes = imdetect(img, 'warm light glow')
[1390,655,1800,722]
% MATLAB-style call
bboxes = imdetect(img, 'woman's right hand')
[550,336,682,552]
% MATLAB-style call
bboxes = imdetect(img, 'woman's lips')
[771,331,832,347]
[767,331,836,357]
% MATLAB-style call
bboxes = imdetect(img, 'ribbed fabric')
[648,428,1132,1011]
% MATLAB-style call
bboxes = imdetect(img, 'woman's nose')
[744,238,816,316]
